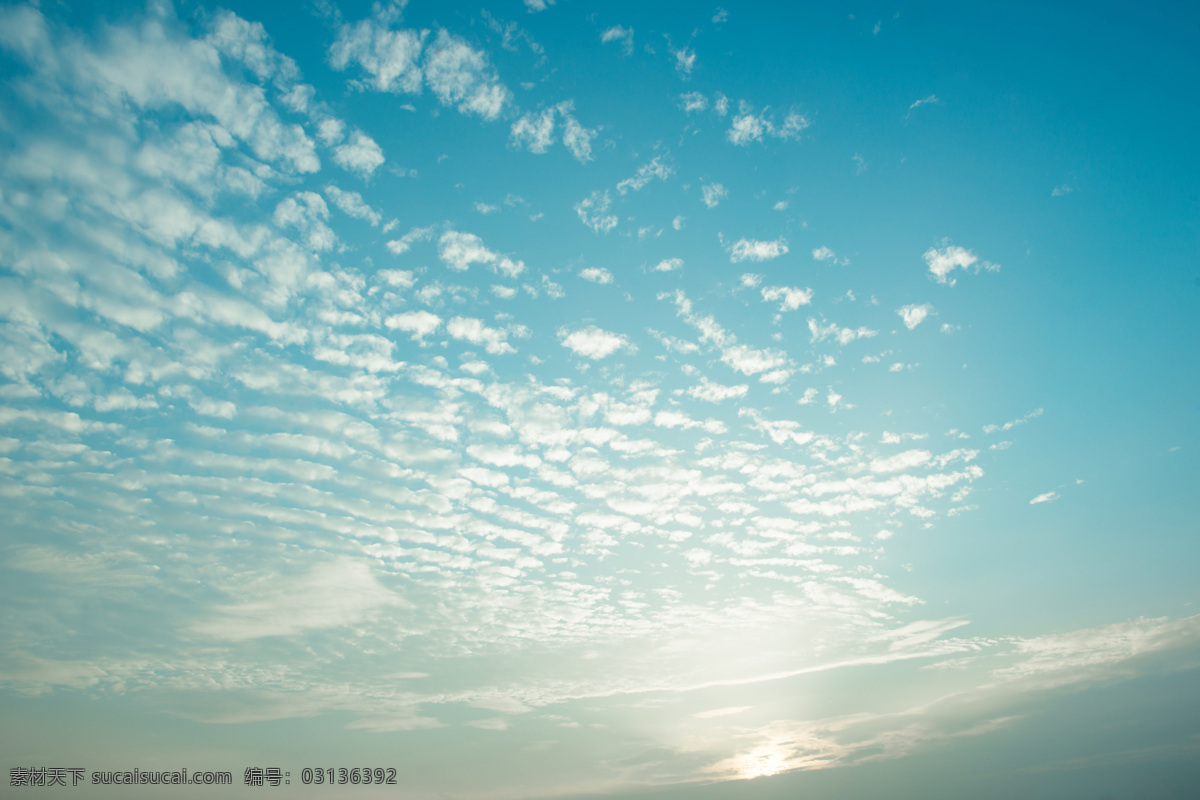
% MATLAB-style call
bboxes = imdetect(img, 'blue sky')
[1,0,1198,797]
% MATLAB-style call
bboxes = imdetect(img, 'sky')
[1,1,1198,798]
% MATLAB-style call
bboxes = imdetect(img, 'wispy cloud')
[600,25,634,55]
[983,408,1043,434]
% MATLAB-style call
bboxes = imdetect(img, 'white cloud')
[446,316,515,354]
[761,286,813,311]
[679,92,708,113]
[600,25,634,55]
[189,396,237,419]
[808,318,878,345]
[494,258,526,280]
[330,12,515,122]
[983,408,1044,434]
[423,30,511,120]
[94,389,158,412]
[897,303,934,330]
[1030,491,1060,505]
[333,130,385,177]
[687,377,748,402]
[671,45,696,77]
[386,311,442,342]
[649,330,701,355]
[1052,184,1073,197]
[541,275,565,299]
[325,185,381,226]
[618,158,673,194]
[727,102,810,146]
[524,0,556,11]
[439,230,496,271]
[729,237,788,263]
[205,9,300,84]
[909,94,940,111]
[870,449,932,473]
[812,246,836,262]
[740,408,814,446]
[467,443,540,469]
[702,182,727,208]
[511,101,596,162]
[721,344,788,378]
[654,258,684,272]
[438,231,525,277]
[510,107,556,153]
[560,107,598,162]
[924,244,999,286]
[4,6,320,175]
[672,215,686,230]
[664,290,794,383]
[329,14,425,94]
[726,112,769,144]
[386,226,434,255]
[560,325,634,359]
[576,191,618,234]
[995,615,1200,686]
[654,409,726,434]
[579,267,613,284]
[273,192,335,251]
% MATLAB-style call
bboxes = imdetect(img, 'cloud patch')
[559,325,635,359]
[729,237,788,263]
[728,102,810,146]
[618,158,673,194]
[702,182,728,208]
[762,286,813,312]
[579,267,613,284]
[438,231,525,277]
[924,244,1000,286]
[897,303,934,330]
[330,13,511,121]
[600,25,634,55]
[511,101,597,162]
[576,191,618,234]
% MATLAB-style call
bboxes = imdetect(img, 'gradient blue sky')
[1,1,1198,797]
